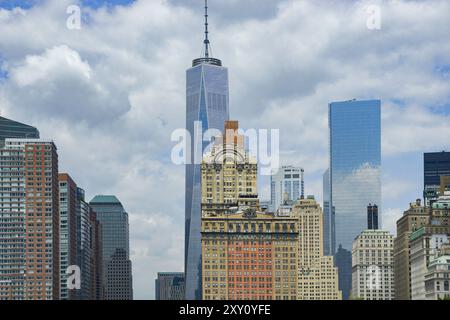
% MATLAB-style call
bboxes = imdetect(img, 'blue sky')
[0,0,135,9]
[0,0,449,300]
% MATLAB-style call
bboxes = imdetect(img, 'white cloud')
[0,0,449,299]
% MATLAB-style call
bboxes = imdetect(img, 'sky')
[0,0,449,300]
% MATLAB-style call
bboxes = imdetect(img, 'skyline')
[0,0,450,300]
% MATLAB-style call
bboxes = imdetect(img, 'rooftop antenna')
[192,0,222,67]
[204,0,210,58]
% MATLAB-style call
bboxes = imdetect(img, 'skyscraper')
[352,230,394,300]
[294,197,341,300]
[326,99,381,299]
[270,166,304,212]
[90,211,103,300]
[200,121,299,300]
[90,195,133,300]
[155,272,185,301]
[76,188,95,300]
[0,116,39,146]
[0,139,59,300]
[424,151,450,205]
[323,169,335,256]
[393,199,429,300]
[367,204,379,230]
[59,174,78,300]
[185,0,229,300]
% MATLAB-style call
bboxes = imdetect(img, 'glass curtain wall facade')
[269,166,305,212]
[323,169,335,256]
[185,59,229,300]
[327,100,381,299]
[424,152,450,205]
[0,116,39,146]
[89,195,133,300]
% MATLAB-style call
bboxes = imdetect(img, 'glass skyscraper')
[424,151,450,205]
[323,168,335,256]
[184,3,230,300]
[0,116,39,146]
[325,99,381,299]
[269,166,304,212]
[90,195,133,300]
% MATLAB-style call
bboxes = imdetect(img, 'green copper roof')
[89,195,122,205]
[429,255,450,267]
[410,227,425,241]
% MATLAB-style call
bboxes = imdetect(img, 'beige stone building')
[201,211,299,300]
[201,121,298,300]
[201,120,259,216]
[393,199,429,300]
[292,197,342,300]
[352,230,395,300]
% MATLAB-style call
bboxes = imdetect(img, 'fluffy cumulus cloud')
[0,0,449,299]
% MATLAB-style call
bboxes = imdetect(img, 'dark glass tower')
[90,195,133,300]
[326,99,381,300]
[367,204,379,230]
[185,1,229,300]
[0,116,39,145]
[424,151,450,205]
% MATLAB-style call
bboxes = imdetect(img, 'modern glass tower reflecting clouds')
[326,99,381,299]
[185,1,230,300]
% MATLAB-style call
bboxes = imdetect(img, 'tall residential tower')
[0,139,59,300]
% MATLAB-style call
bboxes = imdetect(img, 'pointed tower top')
[204,0,210,58]
[192,0,222,67]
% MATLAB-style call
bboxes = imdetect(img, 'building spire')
[204,0,210,58]
[192,0,222,67]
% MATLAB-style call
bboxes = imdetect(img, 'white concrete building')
[410,228,449,300]
[352,230,395,300]
[425,252,450,300]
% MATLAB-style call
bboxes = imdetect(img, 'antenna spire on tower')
[192,0,222,67]
[204,0,210,58]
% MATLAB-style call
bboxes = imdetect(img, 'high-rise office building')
[202,211,299,300]
[90,195,133,300]
[201,121,259,216]
[90,211,103,300]
[393,199,429,300]
[351,230,394,300]
[326,99,381,299]
[367,204,379,230]
[0,116,39,146]
[0,139,59,300]
[323,169,335,256]
[185,1,230,300]
[155,272,185,300]
[200,121,298,300]
[58,174,78,300]
[424,151,450,205]
[270,166,304,212]
[294,197,341,300]
[410,194,450,300]
[76,188,96,300]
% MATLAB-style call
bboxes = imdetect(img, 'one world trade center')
[185,0,229,300]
